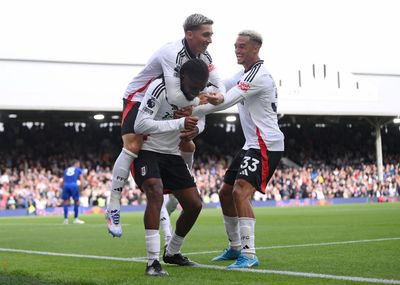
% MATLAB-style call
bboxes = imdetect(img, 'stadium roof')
[0,59,399,117]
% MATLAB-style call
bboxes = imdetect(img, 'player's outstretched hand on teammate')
[184,116,198,130]
[204,92,224,105]
[180,127,199,142]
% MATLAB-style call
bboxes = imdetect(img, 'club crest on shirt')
[208,63,215,72]
[238,81,250,92]
[141,166,147,176]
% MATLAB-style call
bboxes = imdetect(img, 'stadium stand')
[0,111,399,211]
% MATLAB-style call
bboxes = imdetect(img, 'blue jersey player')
[62,159,85,224]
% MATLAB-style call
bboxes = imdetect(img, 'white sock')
[223,215,241,250]
[166,233,184,256]
[166,194,179,216]
[239,217,256,258]
[180,151,194,170]
[108,148,137,211]
[145,229,160,265]
[160,196,172,245]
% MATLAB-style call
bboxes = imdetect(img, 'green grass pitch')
[1,202,400,285]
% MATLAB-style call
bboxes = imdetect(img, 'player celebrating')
[132,58,210,276]
[192,30,285,268]
[106,13,225,238]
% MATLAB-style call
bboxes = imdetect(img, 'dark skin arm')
[180,126,200,142]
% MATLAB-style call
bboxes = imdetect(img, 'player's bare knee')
[219,184,233,202]
[143,180,164,204]
[232,182,247,201]
[190,198,202,215]
[123,134,144,155]
[182,197,202,215]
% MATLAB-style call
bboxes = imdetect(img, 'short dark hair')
[180,58,209,83]
[238,30,263,46]
[183,13,213,32]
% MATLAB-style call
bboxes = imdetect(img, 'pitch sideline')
[1,237,400,284]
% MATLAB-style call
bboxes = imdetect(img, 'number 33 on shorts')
[239,156,260,176]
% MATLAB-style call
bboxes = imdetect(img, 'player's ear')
[185,30,193,39]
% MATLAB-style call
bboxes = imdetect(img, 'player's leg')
[72,185,85,224]
[170,187,202,239]
[134,150,168,276]
[227,178,259,269]
[62,199,70,224]
[227,149,283,269]
[163,187,201,266]
[160,154,200,266]
[142,178,168,276]
[62,187,71,224]
[212,149,246,261]
[160,194,173,246]
[109,135,140,210]
[106,101,142,237]
[227,149,261,269]
[211,183,241,261]
[165,193,179,216]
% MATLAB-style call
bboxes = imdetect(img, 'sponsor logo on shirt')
[238,81,250,92]
[208,64,215,72]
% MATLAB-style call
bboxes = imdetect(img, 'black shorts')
[132,150,196,190]
[223,148,283,193]
[121,99,140,135]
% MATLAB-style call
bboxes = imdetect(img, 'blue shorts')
[62,183,80,201]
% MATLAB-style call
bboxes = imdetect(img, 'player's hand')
[198,92,209,105]
[180,127,199,141]
[174,106,193,118]
[184,116,198,130]
[205,92,224,105]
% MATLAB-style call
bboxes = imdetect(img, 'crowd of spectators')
[1,115,399,211]
[1,153,399,211]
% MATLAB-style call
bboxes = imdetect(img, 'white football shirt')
[124,39,225,108]
[134,77,205,155]
[193,60,284,152]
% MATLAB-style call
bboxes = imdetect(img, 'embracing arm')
[134,86,187,134]
[192,86,244,117]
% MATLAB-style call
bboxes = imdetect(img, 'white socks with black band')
[145,229,160,265]
[223,215,241,251]
[108,148,137,211]
[239,217,256,258]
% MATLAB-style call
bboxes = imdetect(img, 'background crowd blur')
[1,113,399,211]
